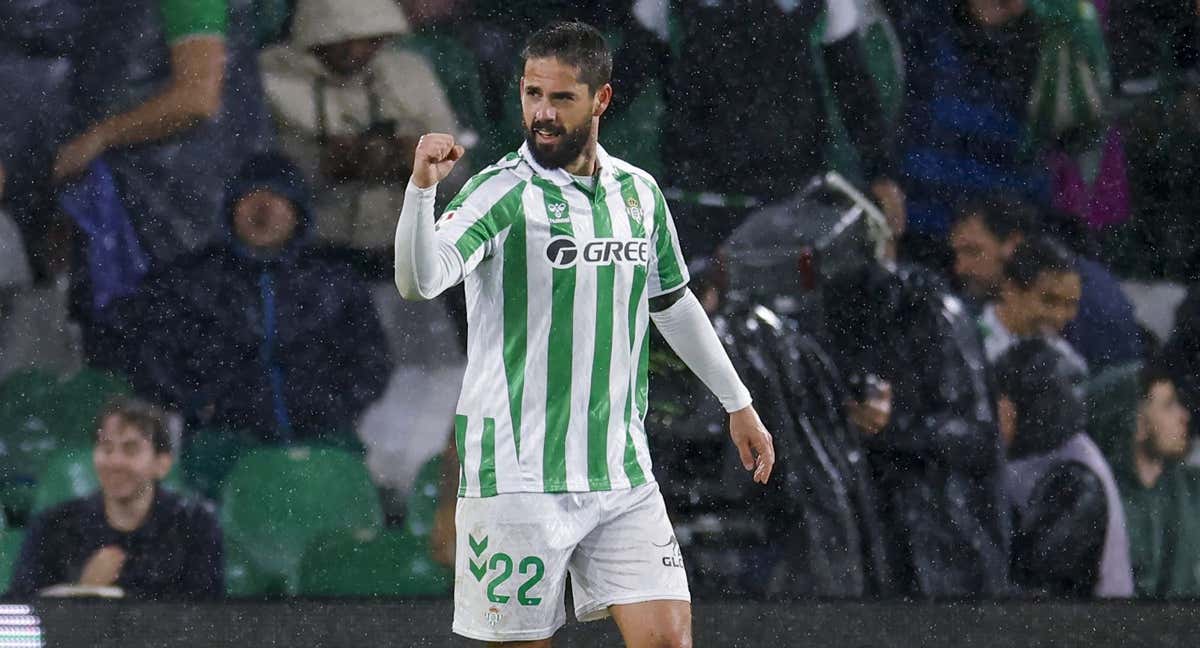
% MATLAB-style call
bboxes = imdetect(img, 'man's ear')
[153,453,174,481]
[594,83,613,118]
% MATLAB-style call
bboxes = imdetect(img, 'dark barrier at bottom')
[9,599,1200,647]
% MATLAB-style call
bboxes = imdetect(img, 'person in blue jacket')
[104,152,391,444]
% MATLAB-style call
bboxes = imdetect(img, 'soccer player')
[395,21,774,647]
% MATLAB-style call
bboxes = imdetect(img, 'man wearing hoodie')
[104,152,391,445]
[1090,360,1200,598]
[995,339,1134,598]
[260,0,468,261]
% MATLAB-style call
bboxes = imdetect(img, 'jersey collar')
[518,141,615,189]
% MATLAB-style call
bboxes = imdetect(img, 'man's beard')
[525,120,591,170]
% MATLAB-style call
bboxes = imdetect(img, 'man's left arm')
[649,288,774,484]
[180,502,225,599]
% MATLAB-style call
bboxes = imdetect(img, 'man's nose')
[536,105,557,122]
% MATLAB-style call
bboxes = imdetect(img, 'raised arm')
[394,134,467,301]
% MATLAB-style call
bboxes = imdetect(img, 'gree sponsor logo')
[545,236,649,269]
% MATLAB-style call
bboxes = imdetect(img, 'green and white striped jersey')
[436,143,689,497]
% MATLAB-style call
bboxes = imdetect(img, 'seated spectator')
[950,194,1142,370]
[995,339,1133,598]
[1092,360,1200,598]
[105,152,391,444]
[7,397,223,599]
[978,236,1087,372]
[259,0,467,266]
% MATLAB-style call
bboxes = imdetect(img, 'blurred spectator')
[57,0,273,364]
[0,0,79,282]
[8,397,223,600]
[1107,0,1200,280]
[0,164,33,292]
[824,263,1010,598]
[103,153,391,444]
[56,0,272,260]
[259,0,466,266]
[884,0,1049,270]
[951,195,1141,370]
[978,236,1087,372]
[1160,286,1200,436]
[995,339,1133,598]
[1092,360,1200,598]
[662,0,904,260]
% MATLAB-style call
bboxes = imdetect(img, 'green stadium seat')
[221,446,384,596]
[298,528,451,597]
[1,367,132,520]
[180,429,263,501]
[0,529,25,591]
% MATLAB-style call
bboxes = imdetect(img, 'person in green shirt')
[1090,360,1200,598]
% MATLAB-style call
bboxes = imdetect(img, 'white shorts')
[451,482,691,642]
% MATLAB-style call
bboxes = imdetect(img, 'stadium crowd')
[0,0,1199,602]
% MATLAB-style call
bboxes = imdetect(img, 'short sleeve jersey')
[160,0,227,43]
[435,143,689,497]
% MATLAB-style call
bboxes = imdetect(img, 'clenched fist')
[411,133,465,189]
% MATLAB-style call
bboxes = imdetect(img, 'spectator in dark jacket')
[106,152,391,443]
[1159,287,1200,436]
[950,193,1142,371]
[664,0,905,260]
[824,263,1011,598]
[995,339,1133,598]
[8,397,223,599]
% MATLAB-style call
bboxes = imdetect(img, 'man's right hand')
[411,133,464,189]
[79,546,126,587]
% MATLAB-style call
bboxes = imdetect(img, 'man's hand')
[78,546,126,587]
[411,133,464,189]
[870,178,907,240]
[730,405,774,484]
[845,381,893,436]
[53,128,110,183]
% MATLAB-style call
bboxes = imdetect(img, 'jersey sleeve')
[646,182,690,297]
[160,0,228,43]
[437,172,525,279]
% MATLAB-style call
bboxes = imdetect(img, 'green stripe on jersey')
[454,414,468,497]
[615,172,648,486]
[453,182,524,262]
[650,182,686,293]
[501,192,529,460]
[479,417,498,497]
[585,185,616,490]
[539,179,574,491]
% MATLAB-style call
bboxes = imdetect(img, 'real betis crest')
[625,196,643,220]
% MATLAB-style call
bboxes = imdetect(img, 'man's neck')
[563,141,598,178]
[994,300,1032,336]
[104,486,156,533]
[1134,449,1166,489]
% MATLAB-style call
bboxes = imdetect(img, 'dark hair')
[521,21,612,92]
[955,193,1036,241]
[1139,357,1175,402]
[95,395,172,455]
[1003,236,1077,290]
[994,338,1087,458]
